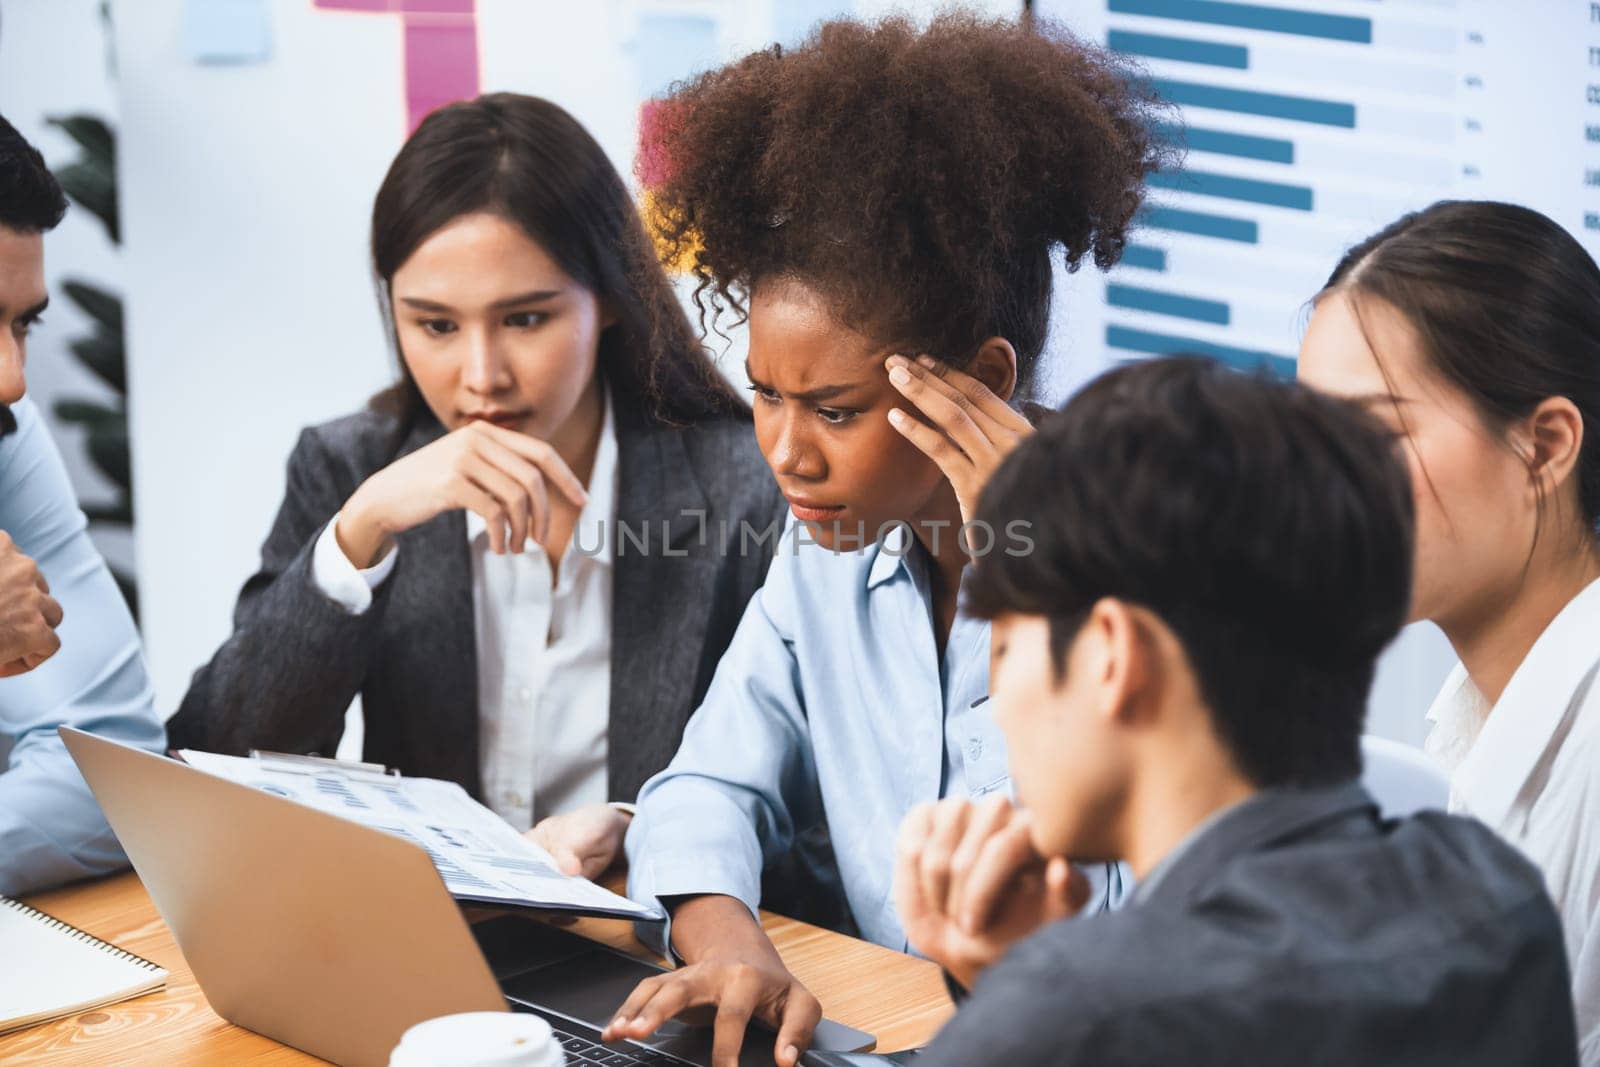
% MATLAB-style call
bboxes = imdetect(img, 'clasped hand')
[894,794,1089,991]
[0,531,62,677]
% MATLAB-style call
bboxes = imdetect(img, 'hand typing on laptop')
[602,894,822,1067]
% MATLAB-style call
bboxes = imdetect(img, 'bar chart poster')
[1034,0,1596,392]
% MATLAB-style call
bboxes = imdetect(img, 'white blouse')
[312,391,619,832]
[1425,576,1600,1065]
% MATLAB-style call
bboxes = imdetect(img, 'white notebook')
[0,897,169,1035]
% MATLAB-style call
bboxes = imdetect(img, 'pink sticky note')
[404,20,479,129]
[314,0,480,132]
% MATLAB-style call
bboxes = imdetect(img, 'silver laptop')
[61,727,876,1067]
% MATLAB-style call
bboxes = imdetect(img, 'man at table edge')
[0,113,166,897]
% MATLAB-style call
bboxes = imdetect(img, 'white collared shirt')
[312,391,618,832]
[1425,576,1600,1064]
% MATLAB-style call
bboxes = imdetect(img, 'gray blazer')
[168,395,785,806]
[919,782,1578,1067]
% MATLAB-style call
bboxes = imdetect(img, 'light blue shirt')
[0,397,164,896]
[626,522,1115,953]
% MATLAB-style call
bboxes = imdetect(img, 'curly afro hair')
[639,13,1170,396]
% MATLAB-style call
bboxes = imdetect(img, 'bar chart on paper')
[1036,0,1599,387]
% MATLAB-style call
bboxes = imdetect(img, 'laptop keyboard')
[553,1024,686,1066]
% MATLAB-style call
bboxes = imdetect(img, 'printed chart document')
[178,749,662,922]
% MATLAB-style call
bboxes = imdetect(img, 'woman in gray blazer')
[167,94,785,878]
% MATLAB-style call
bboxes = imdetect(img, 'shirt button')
[517,687,533,704]
[966,738,984,761]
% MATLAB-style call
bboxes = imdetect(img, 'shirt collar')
[1447,575,1600,828]
[1134,781,1378,908]
[1421,663,1485,777]
[1131,793,1251,905]
[464,386,619,565]
[866,522,913,589]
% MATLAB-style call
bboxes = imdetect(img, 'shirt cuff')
[628,851,762,963]
[311,514,398,615]
[608,801,638,817]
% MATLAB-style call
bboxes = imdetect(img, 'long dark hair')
[368,93,743,432]
[1319,200,1600,543]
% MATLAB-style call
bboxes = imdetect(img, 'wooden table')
[2,871,953,1065]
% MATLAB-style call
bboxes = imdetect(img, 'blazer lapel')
[609,401,721,802]
[392,416,482,796]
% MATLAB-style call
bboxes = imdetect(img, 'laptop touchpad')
[502,944,657,1023]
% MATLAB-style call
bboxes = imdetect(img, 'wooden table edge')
[1,870,953,1064]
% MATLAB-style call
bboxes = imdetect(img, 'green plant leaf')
[53,398,123,426]
[45,115,114,168]
[61,280,124,337]
[68,333,126,392]
[86,421,132,489]
[82,501,134,525]
[52,160,119,244]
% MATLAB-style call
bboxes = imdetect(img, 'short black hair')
[968,356,1414,788]
[0,114,67,436]
[0,113,68,234]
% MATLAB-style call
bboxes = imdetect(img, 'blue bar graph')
[1121,244,1168,270]
[1157,122,1294,164]
[1150,168,1314,210]
[1150,78,1357,127]
[1106,325,1295,377]
[1107,0,1372,44]
[1139,205,1259,243]
[1107,283,1231,324]
[1108,29,1248,68]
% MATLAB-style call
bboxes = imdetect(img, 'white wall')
[115,1,397,715]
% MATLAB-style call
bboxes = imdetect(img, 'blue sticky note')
[184,0,272,65]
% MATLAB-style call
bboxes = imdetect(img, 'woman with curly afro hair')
[600,15,1166,1064]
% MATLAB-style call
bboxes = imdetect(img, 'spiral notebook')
[0,897,168,1035]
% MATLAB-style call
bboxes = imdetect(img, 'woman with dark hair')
[593,15,1164,1065]
[167,93,783,874]
[1298,200,1600,1063]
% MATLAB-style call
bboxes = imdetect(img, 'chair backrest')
[1360,734,1449,818]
